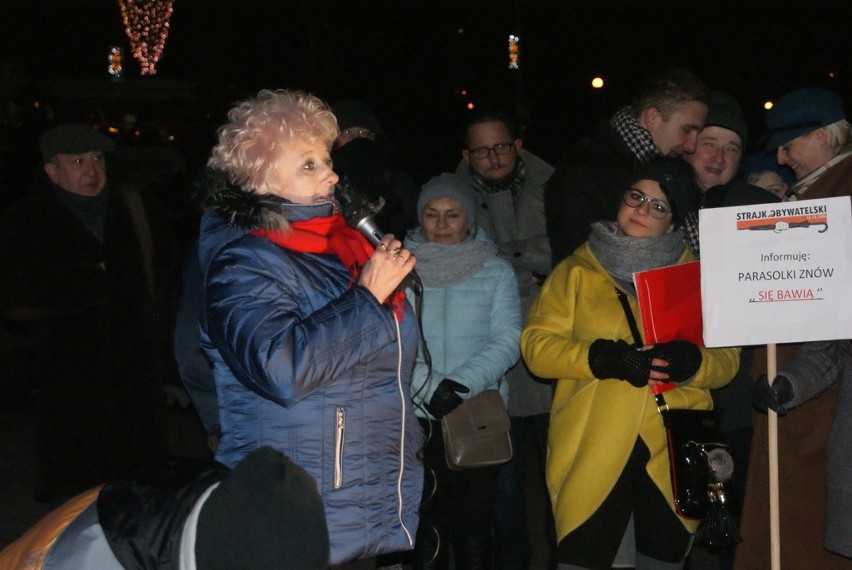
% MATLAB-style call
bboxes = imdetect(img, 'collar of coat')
[197,168,290,231]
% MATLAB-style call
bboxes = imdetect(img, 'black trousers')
[414,419,500,569]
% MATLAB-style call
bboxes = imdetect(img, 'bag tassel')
[695,481,742,547]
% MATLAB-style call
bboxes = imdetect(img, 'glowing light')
[108,46,123,78]
[764,101,774,110]
[460,89,468,96]
[508,35,519,70]
[591,77,604,89]
[828,71,836,78]
[467,102,475,110]
[118,0,175,75]
[458,28,464,35]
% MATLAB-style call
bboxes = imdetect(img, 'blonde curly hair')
[208,90,338,193]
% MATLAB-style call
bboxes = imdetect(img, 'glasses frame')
[467,141,516,160]
[622,187,672,220]
[340,127,376,141]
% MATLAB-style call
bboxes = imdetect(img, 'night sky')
[2,0,852,179]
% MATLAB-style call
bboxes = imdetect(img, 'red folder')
[632,260,704,347]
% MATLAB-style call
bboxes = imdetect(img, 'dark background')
[2,0,852,182]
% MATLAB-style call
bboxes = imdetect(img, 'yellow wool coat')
[520,243,740,543]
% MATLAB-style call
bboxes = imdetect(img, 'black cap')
[196,447,329,570]
[627,157,698,228]
[40,123,116,162]
[331,100,385,136]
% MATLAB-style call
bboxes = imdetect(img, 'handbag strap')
[614,288,643,346]
[614,288,670,412]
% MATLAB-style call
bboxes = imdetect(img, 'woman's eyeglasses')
[622,188,672,219]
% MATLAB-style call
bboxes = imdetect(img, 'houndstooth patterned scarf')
[469,154,527,198]
[610,106,660,165]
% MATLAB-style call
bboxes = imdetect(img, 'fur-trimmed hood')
[196,168,290,230]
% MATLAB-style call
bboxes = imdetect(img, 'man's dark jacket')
[545,120,642,265]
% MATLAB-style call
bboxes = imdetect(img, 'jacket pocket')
[333,405,345,489]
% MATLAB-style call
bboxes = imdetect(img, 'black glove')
[752,374,795,415]
[649,340,703,384]
[588,339,653,388]
[426,379,470,419]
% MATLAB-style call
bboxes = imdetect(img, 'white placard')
[699,196,852,347]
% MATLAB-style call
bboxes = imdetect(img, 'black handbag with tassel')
[615,288,741,547]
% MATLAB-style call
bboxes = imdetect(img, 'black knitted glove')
[649,340,703,384]
[752,374,794,415]
[588,339,653,388]
[426,379,470,419]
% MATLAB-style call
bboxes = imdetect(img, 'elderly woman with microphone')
[194,89,423,569]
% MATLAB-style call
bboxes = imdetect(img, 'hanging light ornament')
[118,0,175,75]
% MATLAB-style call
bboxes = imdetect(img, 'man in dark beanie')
[0,446,329,569]
[682,90,780,257]
[0,123,172,505]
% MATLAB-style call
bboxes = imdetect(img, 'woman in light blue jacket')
[405,173,521,569]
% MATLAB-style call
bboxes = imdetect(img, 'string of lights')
[117,0,175,75]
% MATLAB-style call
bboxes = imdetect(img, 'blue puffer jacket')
[405,228,522,418]
[196,172,424,565]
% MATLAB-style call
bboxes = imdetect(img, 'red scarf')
[250,213,406,319]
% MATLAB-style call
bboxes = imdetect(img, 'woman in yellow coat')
[521,158,739,570]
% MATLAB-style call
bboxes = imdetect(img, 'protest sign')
[699,196,852,347]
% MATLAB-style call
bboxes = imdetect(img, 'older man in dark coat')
[0,123,170,504]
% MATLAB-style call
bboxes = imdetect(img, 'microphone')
[335,178,386,246]
[335,178,421,290]
[351,210,384,246]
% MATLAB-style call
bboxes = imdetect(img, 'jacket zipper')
[393,314,415,547]
[334,406,345,489]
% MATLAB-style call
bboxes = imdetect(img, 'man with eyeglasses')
[455,109,557,570]
[545,68,709,266]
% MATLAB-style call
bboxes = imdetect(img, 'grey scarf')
[588,221,685,293]
[407,229,498,287]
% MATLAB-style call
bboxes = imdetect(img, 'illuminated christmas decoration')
[508,35,519,70]
[118,0,175,75]
[108,46,123,78]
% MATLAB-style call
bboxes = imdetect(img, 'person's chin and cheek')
[646,101,708,158]
[462,121,521,184]
[259,138,339,204]
[421,197,470,245]
[684,129,742,192]
[44,151,108,197]
[616,180,673,238]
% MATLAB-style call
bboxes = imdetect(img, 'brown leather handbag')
[441,389,512,470]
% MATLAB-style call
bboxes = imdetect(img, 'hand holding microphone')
[358,235,415,304]
[336,180,416,303]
